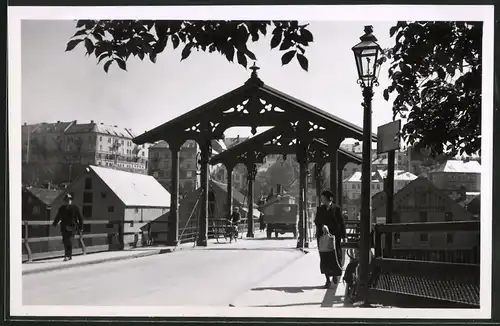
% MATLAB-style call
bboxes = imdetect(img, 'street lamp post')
[352,25,382,302]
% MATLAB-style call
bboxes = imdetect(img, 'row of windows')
[99,136,134,147]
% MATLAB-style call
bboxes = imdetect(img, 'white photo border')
[8,4,495,319]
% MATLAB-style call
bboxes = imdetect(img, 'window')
[82,206,92,217]
[187,171,193,178]
[420,233,429,242]
[108,138,111,143]
[32,205,40,214]
[108,206,115,213]
[446,233,454,244]
[100,145,102,151]
[100,136,102,141]
[419,211,428,223]
[445,212,453,221]
[394,233,401,244]
[352,184,356,190]
[83,192,93,203]
[135,208,139,213]
[84,178,92,190]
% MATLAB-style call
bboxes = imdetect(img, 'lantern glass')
[352,31,382,87]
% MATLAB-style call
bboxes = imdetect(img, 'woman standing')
[314,190,347,288]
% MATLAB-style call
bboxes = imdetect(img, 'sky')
[21,20,397,141]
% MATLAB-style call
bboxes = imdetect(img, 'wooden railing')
[367,220,480,308]
[22,219,171,262]
[23,216,261,262]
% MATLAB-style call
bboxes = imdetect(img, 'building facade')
[50,165,170,250]
[372,177,480,263]
[22,121,149,187]
[342,170,418,219]
[148,140,226,196]
[427,160,481,194]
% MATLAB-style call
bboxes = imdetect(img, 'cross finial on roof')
[250,62,260,78]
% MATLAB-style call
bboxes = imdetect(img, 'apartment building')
[372,177,479,263]
[22,120,148,186]
[427,160,481,194]
[147,139,226,196]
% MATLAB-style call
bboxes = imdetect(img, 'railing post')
[23,221,33,263]
[118,221,124,250]
[374,225,382,258]
[78,228,87,255]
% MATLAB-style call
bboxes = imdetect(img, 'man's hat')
[63,193,73,201]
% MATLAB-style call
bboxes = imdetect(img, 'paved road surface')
[24,237,342,307]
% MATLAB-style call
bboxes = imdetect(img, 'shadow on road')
[244,237,296,241]
[321,287,345,307]
[249,302,322,307]
[251,285,324,293]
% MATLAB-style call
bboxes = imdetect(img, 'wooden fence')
[22,216,261,262]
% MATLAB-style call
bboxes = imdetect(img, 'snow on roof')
[431,160,482,173]
[394,171,418,181]
[345,171,383,183]
[90,165,170,207]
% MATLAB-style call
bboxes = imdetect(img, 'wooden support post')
[385,150,395,256]
[197,137,210,247]
[374,226,382,257]
[226,164,234,219]
[329,148,339,200]
[315,163,322,206]
[246,163,255,238]
[23,222,32,262]
[168,142,181,246]
[337,163,344,210]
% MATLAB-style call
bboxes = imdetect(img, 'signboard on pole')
[377,120,401,154]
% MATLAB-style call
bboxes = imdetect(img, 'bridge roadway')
[23,233,350,308]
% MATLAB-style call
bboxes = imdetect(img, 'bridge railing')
[368,220,480,308]
[23,216,262,262]
[22,219,172,262]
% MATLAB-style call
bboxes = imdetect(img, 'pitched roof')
[133,76,377,145]
[26,121,74,134]
[345,171,384,183]
[430,160,482,173]
[90,165,171,207]
[372,176,475,218]
[25,187,62,205]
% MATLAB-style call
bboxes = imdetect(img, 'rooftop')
[430,160,482,174]
[24,187,62,205]
[90,165,171,207]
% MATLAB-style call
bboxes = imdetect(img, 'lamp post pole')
[351,25,382,303]
[358,85,374,302]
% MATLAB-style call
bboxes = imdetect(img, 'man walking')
[52,193,84,261]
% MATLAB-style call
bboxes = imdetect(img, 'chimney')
[277,184,282,195]
[114,125,118,127]
[23,122,27,126]
[91,120,94,124]
[57,121,60,123]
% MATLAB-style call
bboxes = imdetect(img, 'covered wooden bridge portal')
[133,65,376,247]
[209,125,363,246]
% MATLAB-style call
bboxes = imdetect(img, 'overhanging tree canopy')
[66,20,482,157]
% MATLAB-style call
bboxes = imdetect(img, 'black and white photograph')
[8,5,494,319]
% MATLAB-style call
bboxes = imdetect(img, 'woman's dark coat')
[314,203,346,277]
[314,204,346,239]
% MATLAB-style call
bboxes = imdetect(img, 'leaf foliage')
[383,21,482,157]
[66,20,313,72]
